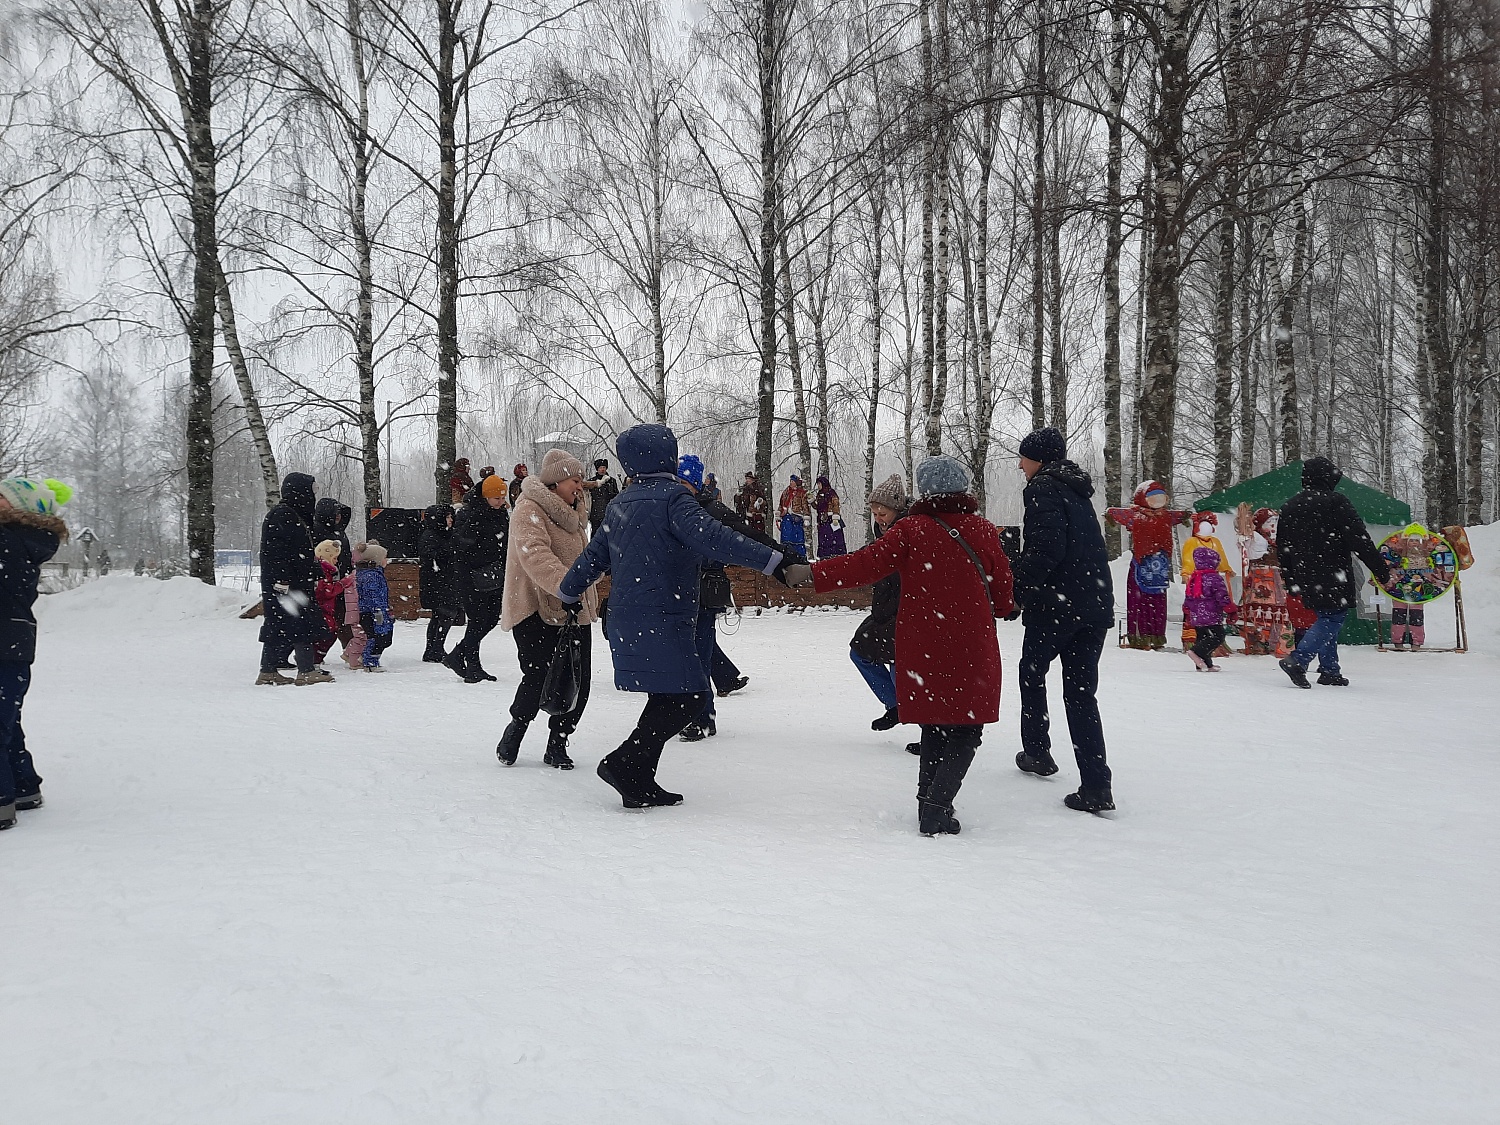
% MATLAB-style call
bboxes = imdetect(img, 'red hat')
[1194,510,1218,526]
[1132,480,1167,505]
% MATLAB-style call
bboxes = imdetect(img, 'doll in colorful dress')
[1107,480,1190,649]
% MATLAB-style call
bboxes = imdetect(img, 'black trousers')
[603,692,709,791]
[1190,625,1226,665]
[1019,620,1111,792]
[510,612,593,735]
[262,639,315,674]
[709,637,742,691]
[917,724,983,808]
[454,590,503,666]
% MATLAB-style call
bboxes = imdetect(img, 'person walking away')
[792,456,1013,835]
[847,474,908,737]
[1183,547,1237,671]
[509,463,528,506]
[1276,457,1392,688]
[258,473,334,686]
[1106,480,1189,649]
[702,473,722,504]
[778,475,810,559]
[0,476,72,828]
[354,541,394,670]
[419,504,464,662]
[497,449,600,769]
[449,458,475,505]
[675,453,794,742]
[1179,510,1234,652]
[448,474,510,682]
[585,458,620,536]
[735,471,768,533]
[98,548,111,576]
[813,476,847,558]
[315,539,366,669]
[312,497,354,574]
[560,424,783,808]
[1009,428,1116,813]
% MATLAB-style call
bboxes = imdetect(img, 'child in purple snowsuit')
[1182,546,1237,671]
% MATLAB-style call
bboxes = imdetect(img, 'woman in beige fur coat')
[497,449,601,769]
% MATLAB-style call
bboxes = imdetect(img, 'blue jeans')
[1291,609,1347,674]
[0,661,42,805]
[695,608,719,721]
[849,649,898,709]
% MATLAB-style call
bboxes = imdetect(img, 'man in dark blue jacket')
[0,476,71,828]
[1009,428,1117,813]
[561,425,782,808]
[257,473,332,686]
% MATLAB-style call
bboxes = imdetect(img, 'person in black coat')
[586,458,620,535]
[0,476,71,826]
[418,503,464,663]
[312,497,353,575]
[447,475,510,682]
[849,474,909,737]
[675,454,797,742]
[258,472,333,685]
[1009,428,1116,813]
[1276,457,1392,688]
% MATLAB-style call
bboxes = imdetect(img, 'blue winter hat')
[914,455,972,498]
[677,454,705,489]
[1018,426,1067,463]
[615,423,678,477]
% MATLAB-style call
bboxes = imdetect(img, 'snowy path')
[5,576,1498,1123]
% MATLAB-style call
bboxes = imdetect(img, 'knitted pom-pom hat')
[0,477,73,516]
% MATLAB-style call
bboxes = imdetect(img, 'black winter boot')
[918,738,976,836]
[0,802,15,830]
[1064,786,1115,813]
[919,801,961,836]
[1317,671,1350,686]
[871,706,900,731]
[597,755,653,809]
[1016,750,1059,776]
[905,742,922,755]
[543,731,575,770]
[1279,657,1312,689]
[679,719,716,742]
[496,720,527,766]
[443,650,470,680]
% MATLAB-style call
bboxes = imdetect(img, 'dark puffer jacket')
[312,497,353,575]
[0,507,66,665]
[1011,459,1114,630]
[418,504,462,613]
[561,424,781,693]
[1278,458,1391,611]
[260,473,326,646]
[850,512,904,664]
[697,492,791,609]
[452,487,509,605]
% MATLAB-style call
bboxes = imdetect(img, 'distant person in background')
[813,476,847,559]
[419,504,463,663]
[1276,456,1391,689]
[257,473,334,686]
[312,497,354,575]
[449,458,476,505]
[509,464,528,506]
[735,471,767,533]
[134,556,145,576]
[0,476,72,829]
[702,473,722,505]
[98,548,112,576]
[778,475,810,559]
[586,458,620,536]
[448,474,510,682]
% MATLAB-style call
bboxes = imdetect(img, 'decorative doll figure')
[1107,480,1189,649]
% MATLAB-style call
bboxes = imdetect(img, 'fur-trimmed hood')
[0,505,69,541]
[518,474,587,534]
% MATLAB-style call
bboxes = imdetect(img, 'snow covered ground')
[6,564,1500,1123]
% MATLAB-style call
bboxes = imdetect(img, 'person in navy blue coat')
[1009,427,1117,814]
[560,424,783,808]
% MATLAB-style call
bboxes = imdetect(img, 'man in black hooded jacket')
[1010,427,1116,813]
[258,473,333,685]
[1276,457,1391,688]
[312,497,354,575]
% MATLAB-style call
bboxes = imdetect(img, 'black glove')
[564,603,581,624]
[772,553,809,586]
[1003,608,1022,622]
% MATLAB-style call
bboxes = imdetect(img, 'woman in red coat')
[806,455,1013,836]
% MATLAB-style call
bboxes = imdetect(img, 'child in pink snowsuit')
[314,540,365,668]
[1182,546,1237,671]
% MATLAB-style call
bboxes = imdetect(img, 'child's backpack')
[1133,550,1172,595]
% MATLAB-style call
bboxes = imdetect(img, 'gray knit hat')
[868,473,908,511]
[914,455,972,497]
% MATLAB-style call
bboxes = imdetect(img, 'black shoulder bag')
[540,605,585,715]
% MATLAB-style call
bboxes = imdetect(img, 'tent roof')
[1194,462,1412,526]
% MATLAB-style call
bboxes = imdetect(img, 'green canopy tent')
[1193,462,1413,645]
